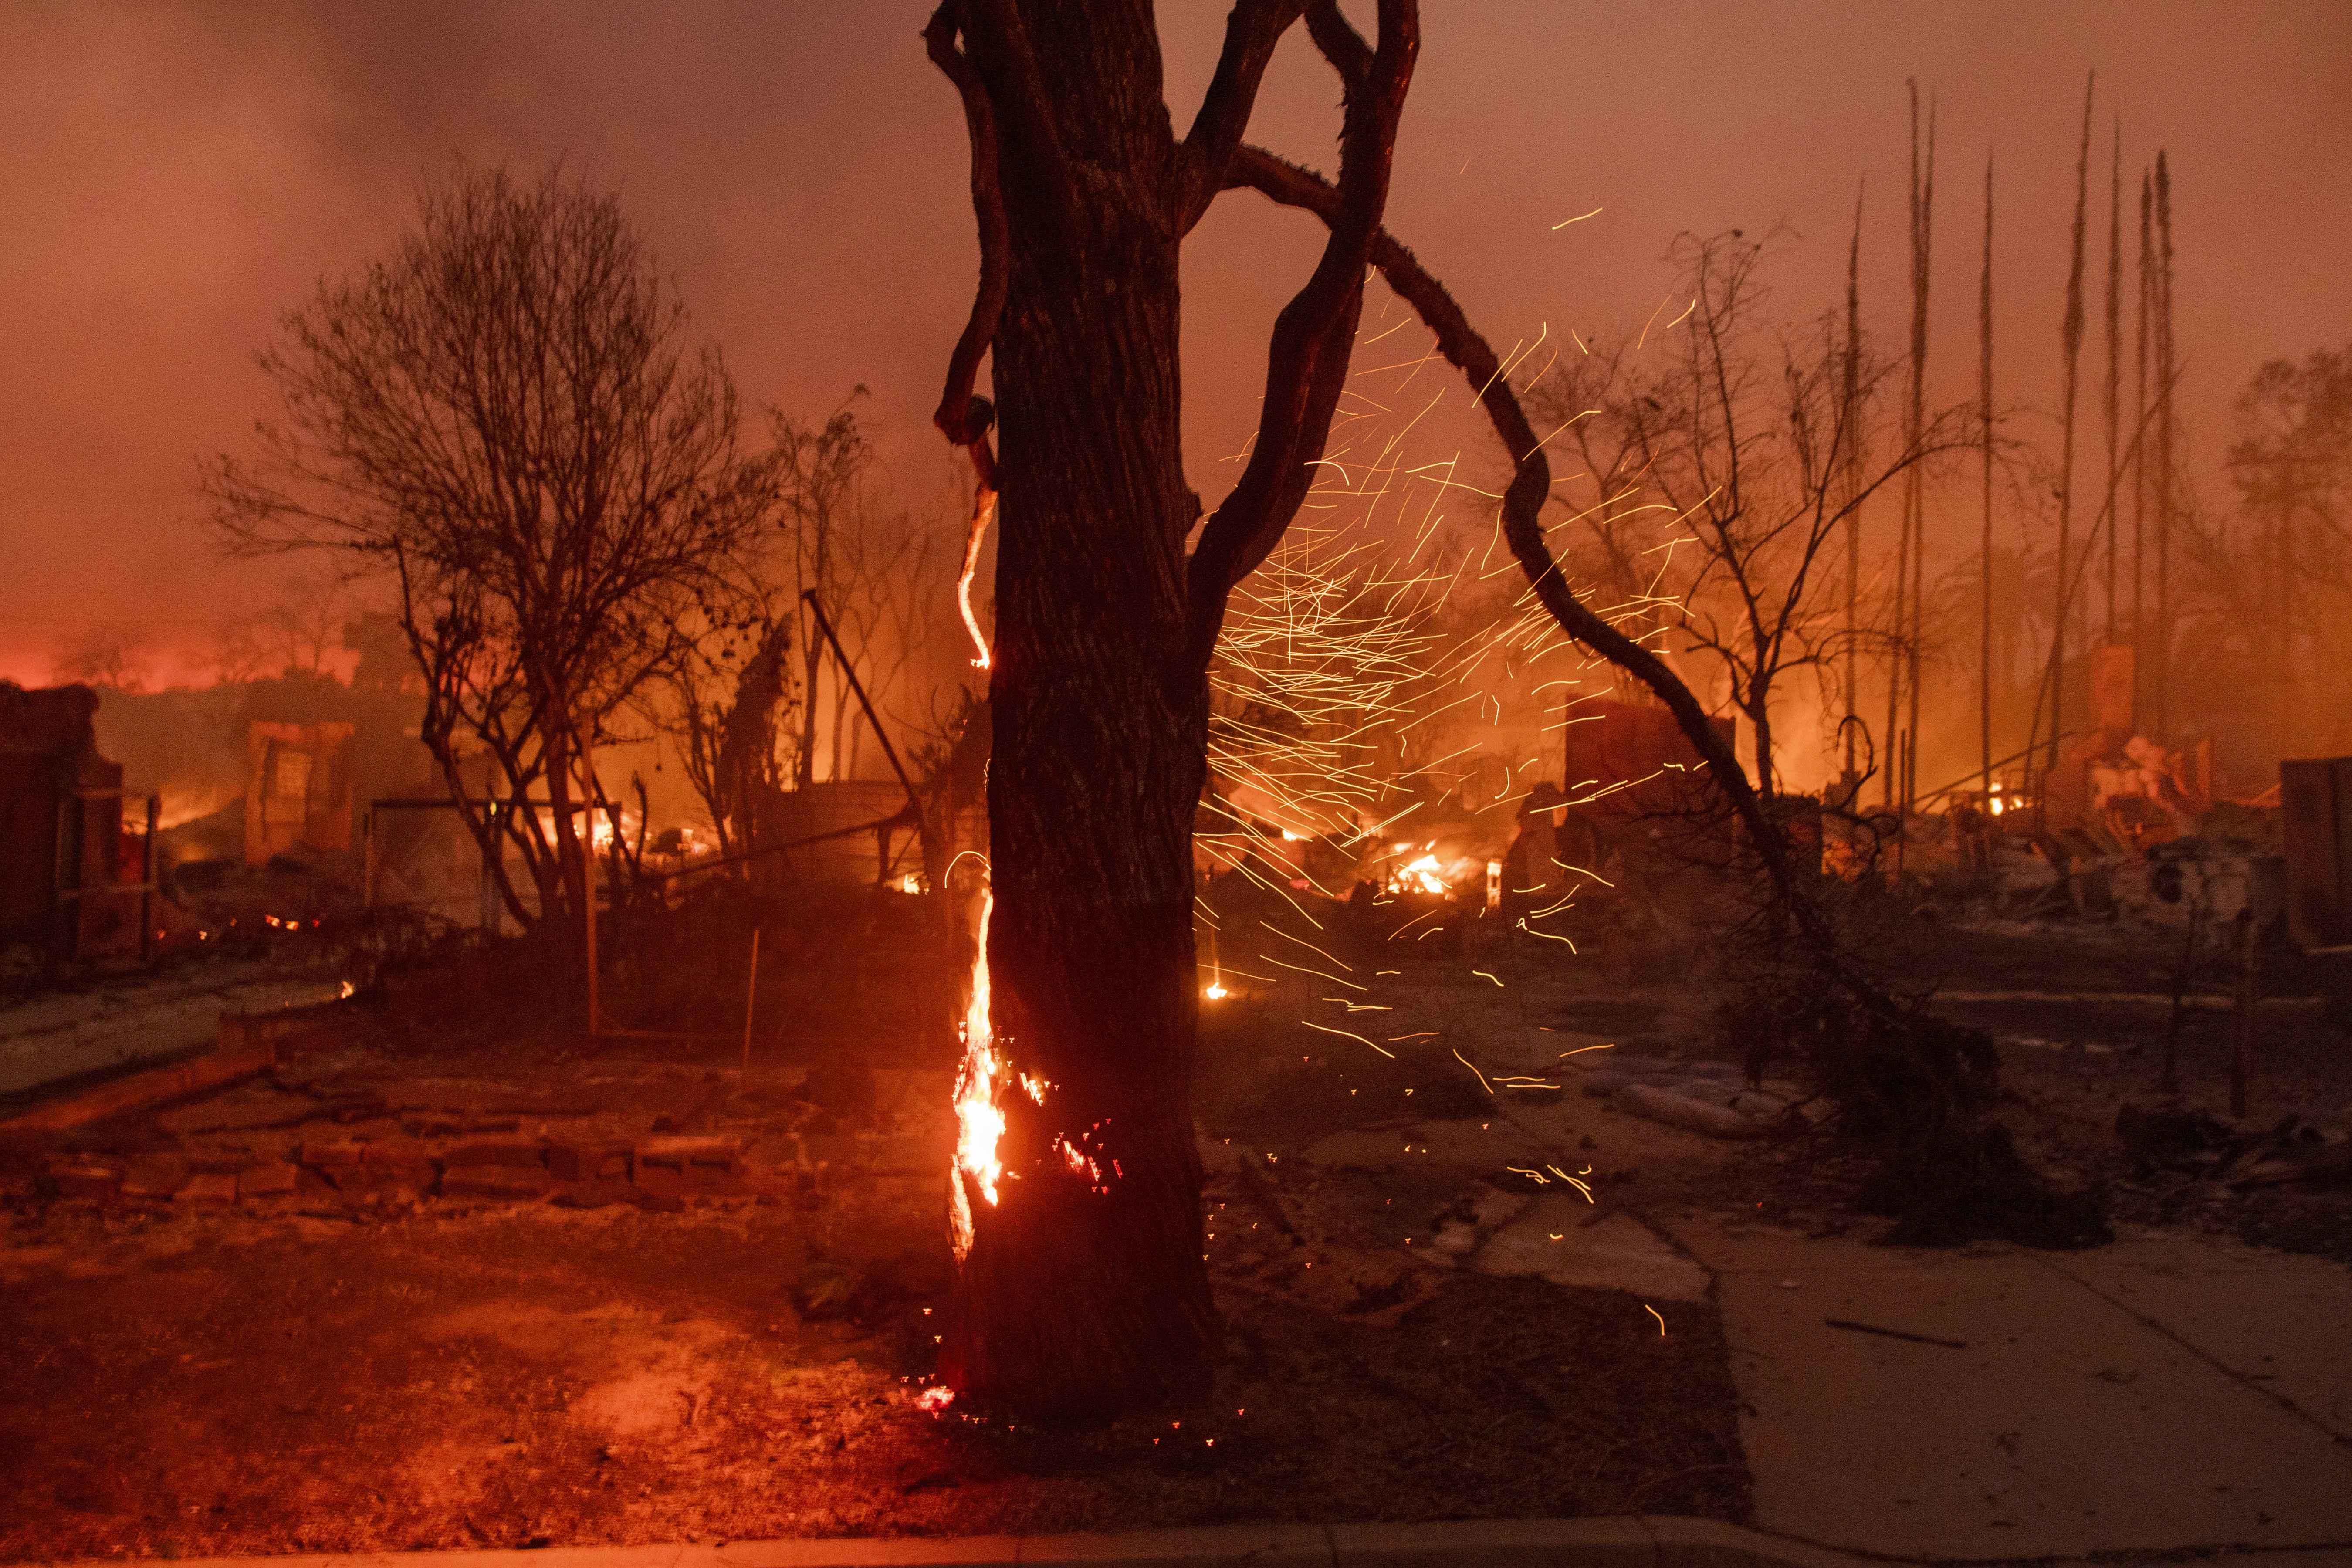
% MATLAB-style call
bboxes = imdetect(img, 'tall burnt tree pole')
[1979,152,1995,806]
[1900,84,1934,813]
[2133,166,2152,729]
[922,0,1414,1419]
[2153,151,2177,739]
[1841,185,1865,799]
[2102,114,2123,645]
[2041,74,2094,791]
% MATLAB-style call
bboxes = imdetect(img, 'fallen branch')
[1824,1317,1968,1350]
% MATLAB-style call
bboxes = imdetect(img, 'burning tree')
[926,0,2029,1419]
[205,166,778,939]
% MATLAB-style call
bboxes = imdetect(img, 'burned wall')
[0,682,128,954]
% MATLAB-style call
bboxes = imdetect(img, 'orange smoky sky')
[2,1,2345,686]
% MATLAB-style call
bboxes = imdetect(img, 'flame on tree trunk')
[939,217,1216,1407]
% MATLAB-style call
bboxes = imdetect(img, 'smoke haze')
[3,1,2344,687]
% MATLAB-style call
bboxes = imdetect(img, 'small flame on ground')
[916,1385,955,1413]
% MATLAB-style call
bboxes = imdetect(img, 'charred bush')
[1859,1122,2113,1250]
[1729,958,2111,1250]
[1733,975,1995,1147]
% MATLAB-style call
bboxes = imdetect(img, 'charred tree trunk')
[1902,82,1933,813]
[2102,113,2122,643]
[2133,169,2152,730]
[2153,151,2176,738]
[1841,184,1864,796]
[942,32,1214,1409]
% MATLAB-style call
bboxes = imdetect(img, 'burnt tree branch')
[924,3,1011,458]
[1175,0,1308,234]
[1182,1,1417,671]
[955,0,1079,239]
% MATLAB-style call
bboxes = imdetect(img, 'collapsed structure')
[0,683,150,962]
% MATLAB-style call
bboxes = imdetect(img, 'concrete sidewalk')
[1660,1214,2352,1560]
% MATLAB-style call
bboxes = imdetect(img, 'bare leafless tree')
[49,626,155,693]
[2227,341,2352,759]
[668,610,799,869]
[823,498,950,782]
[199,571,352,686]
[203,165,778,940]
[1536,231,1964,802]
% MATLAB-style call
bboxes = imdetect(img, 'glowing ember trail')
[949,888,1003,1260]
[957,486,996,670]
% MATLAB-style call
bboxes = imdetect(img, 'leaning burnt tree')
[926,0,1990,1420]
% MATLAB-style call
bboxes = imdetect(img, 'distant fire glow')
[1387,853,1448,895]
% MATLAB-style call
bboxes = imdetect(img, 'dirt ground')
[0,933,1751,1561]
[6,900,2344,1561]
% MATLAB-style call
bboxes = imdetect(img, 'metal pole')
[2230,907,2258,1120]
[584,834,600,1036]
[743,927,761,1075]
[140,795,158,964]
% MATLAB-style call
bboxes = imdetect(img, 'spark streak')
[1301,1019,1395,1058]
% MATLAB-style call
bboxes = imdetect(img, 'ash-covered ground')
[0,897,2346,1558]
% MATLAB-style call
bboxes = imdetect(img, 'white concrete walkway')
[1662,1215,2352,1559]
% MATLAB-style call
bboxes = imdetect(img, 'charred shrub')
[1729,962,2110,1250]
[1732,972,1995,1145]
[1860,1122,2113,1250]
